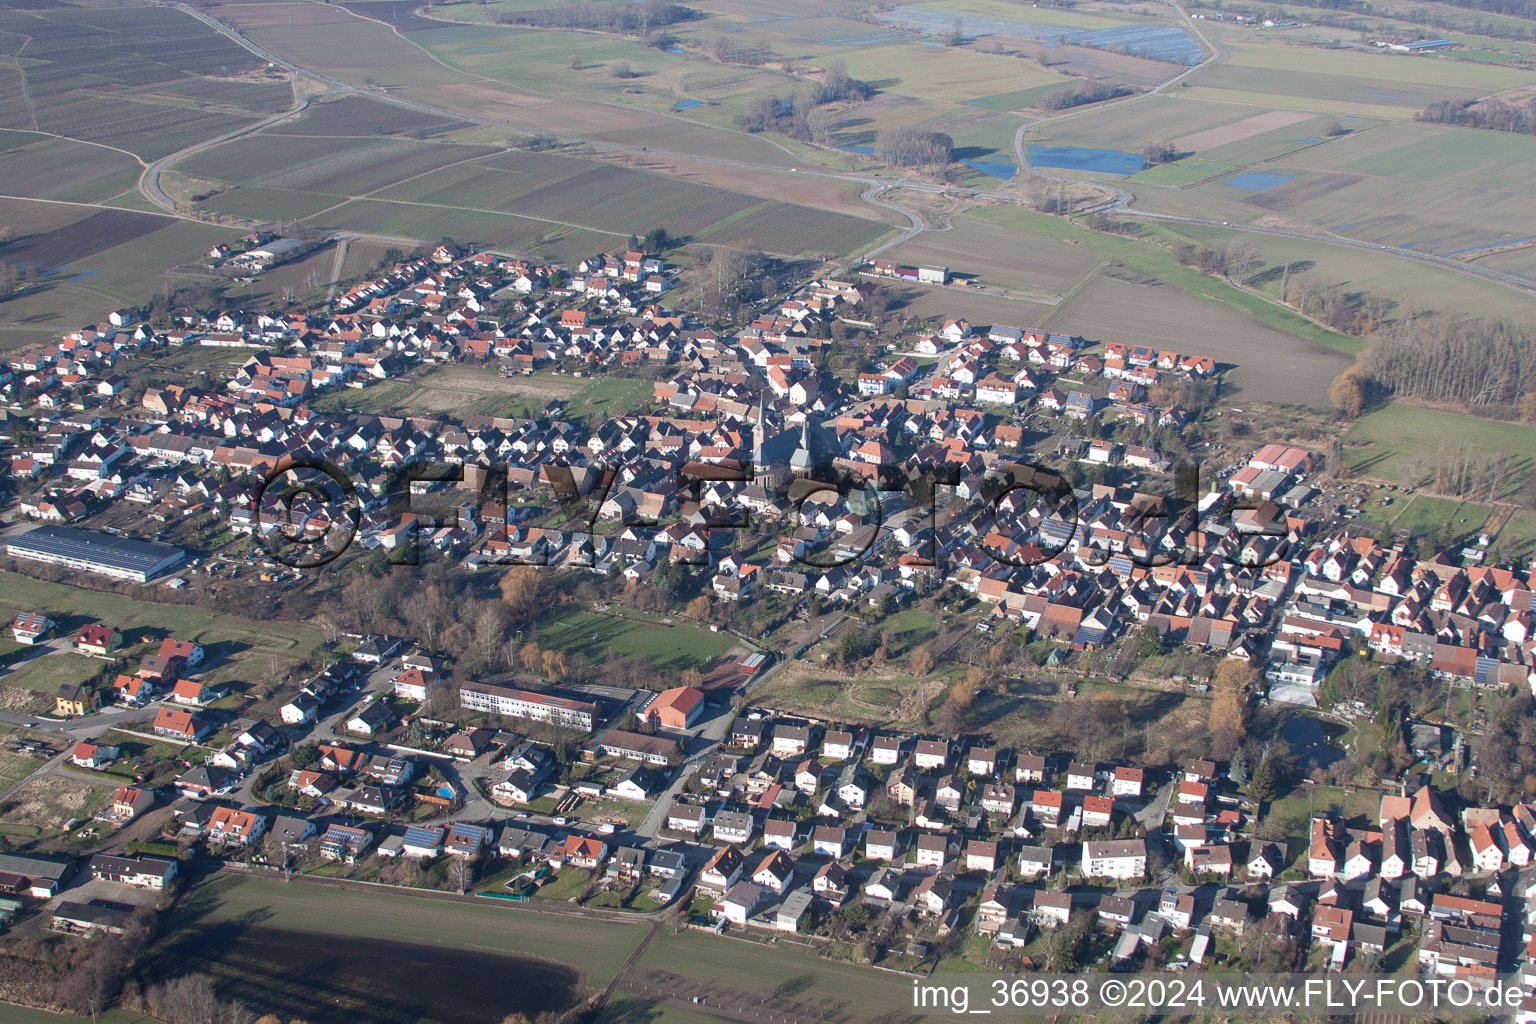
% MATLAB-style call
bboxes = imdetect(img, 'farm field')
[1199,171,1536,258]
[198,185,352,224]
[895,285,1057,330]
[878,213,1103,297]
[1037,96,1259,150]
[1229,121,1536,247]
[529,606,735,672]
[303,198,620,261]
[170,872,643,988]
[693,202,895,257]
[1465,246,1536,283]
[51,220,241,305]
[1043,270,1352,406]
[1343,403,1536,501]
[1128,158,1237,186]
[972,204,1364,372]
[0,201,172,276]
[176,134,502,199]
[1153,220,1536,323]
[264,94,472,139]
[1182,41,1530,115]
[153,872,628,1023]
[0,5,272,161]
[0,132,144,205]
[374,156,765,238]
[631,928,918,1021]
[417,20,802,121]
[171,97,899,259]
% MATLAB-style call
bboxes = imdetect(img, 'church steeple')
[753,390,767,468]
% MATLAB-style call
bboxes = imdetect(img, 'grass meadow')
[1344,402,1536,500]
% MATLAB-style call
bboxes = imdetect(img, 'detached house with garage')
[74,624,122,657]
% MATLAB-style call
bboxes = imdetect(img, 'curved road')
[153,0,1536,298]
[860,184,926,260]
[138,92,319,215]
[1010,0,1220,214]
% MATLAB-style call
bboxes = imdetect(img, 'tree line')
[1419,96,1536,135]
[494,1,694,34]
[732,59,872,141]
[1039,81,1133,111]
[1354,312,1536,413]
[1423,0,1536,19]
[1168,239,1396,336]
[708,35,776,66]
[0,226,36,300]
[874,127,954,169]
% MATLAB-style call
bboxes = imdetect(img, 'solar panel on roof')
[8,525,183,574]
[403,826,441,846]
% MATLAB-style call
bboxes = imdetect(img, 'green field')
[0,572,323,664]
[1129,158,1237,185]
[1386,496,1489,543]
[177,134,501,198]
[530,607,734,672]
[977,205,1363,356]
[1287,122,1536,191]
[1156,218,1536,323]
[52,219,242,304]
[1266,781,1382,853]
[1,649,106,697]
[1344,402,1536,500]
[94,730,191,782]
[1494,509,1536,562]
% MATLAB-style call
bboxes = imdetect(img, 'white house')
[1081,839,1146,881]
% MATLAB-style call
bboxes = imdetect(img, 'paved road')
[324,235,351,304]
[153,0,1536,298]
[137,90,319,215]
[635,701,735,838]
[1011,0,1218,215]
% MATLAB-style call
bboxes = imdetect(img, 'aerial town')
[1,239,1534,1021]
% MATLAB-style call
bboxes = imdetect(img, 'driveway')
[635,702,733,838]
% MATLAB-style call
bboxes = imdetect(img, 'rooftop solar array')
[8,526,184,575]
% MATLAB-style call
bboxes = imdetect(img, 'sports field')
[529,606,735,672]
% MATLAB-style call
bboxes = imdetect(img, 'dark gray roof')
[9,526,183,575]
[0,853,72,882]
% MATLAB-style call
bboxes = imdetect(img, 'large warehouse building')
[6,526,186,582]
